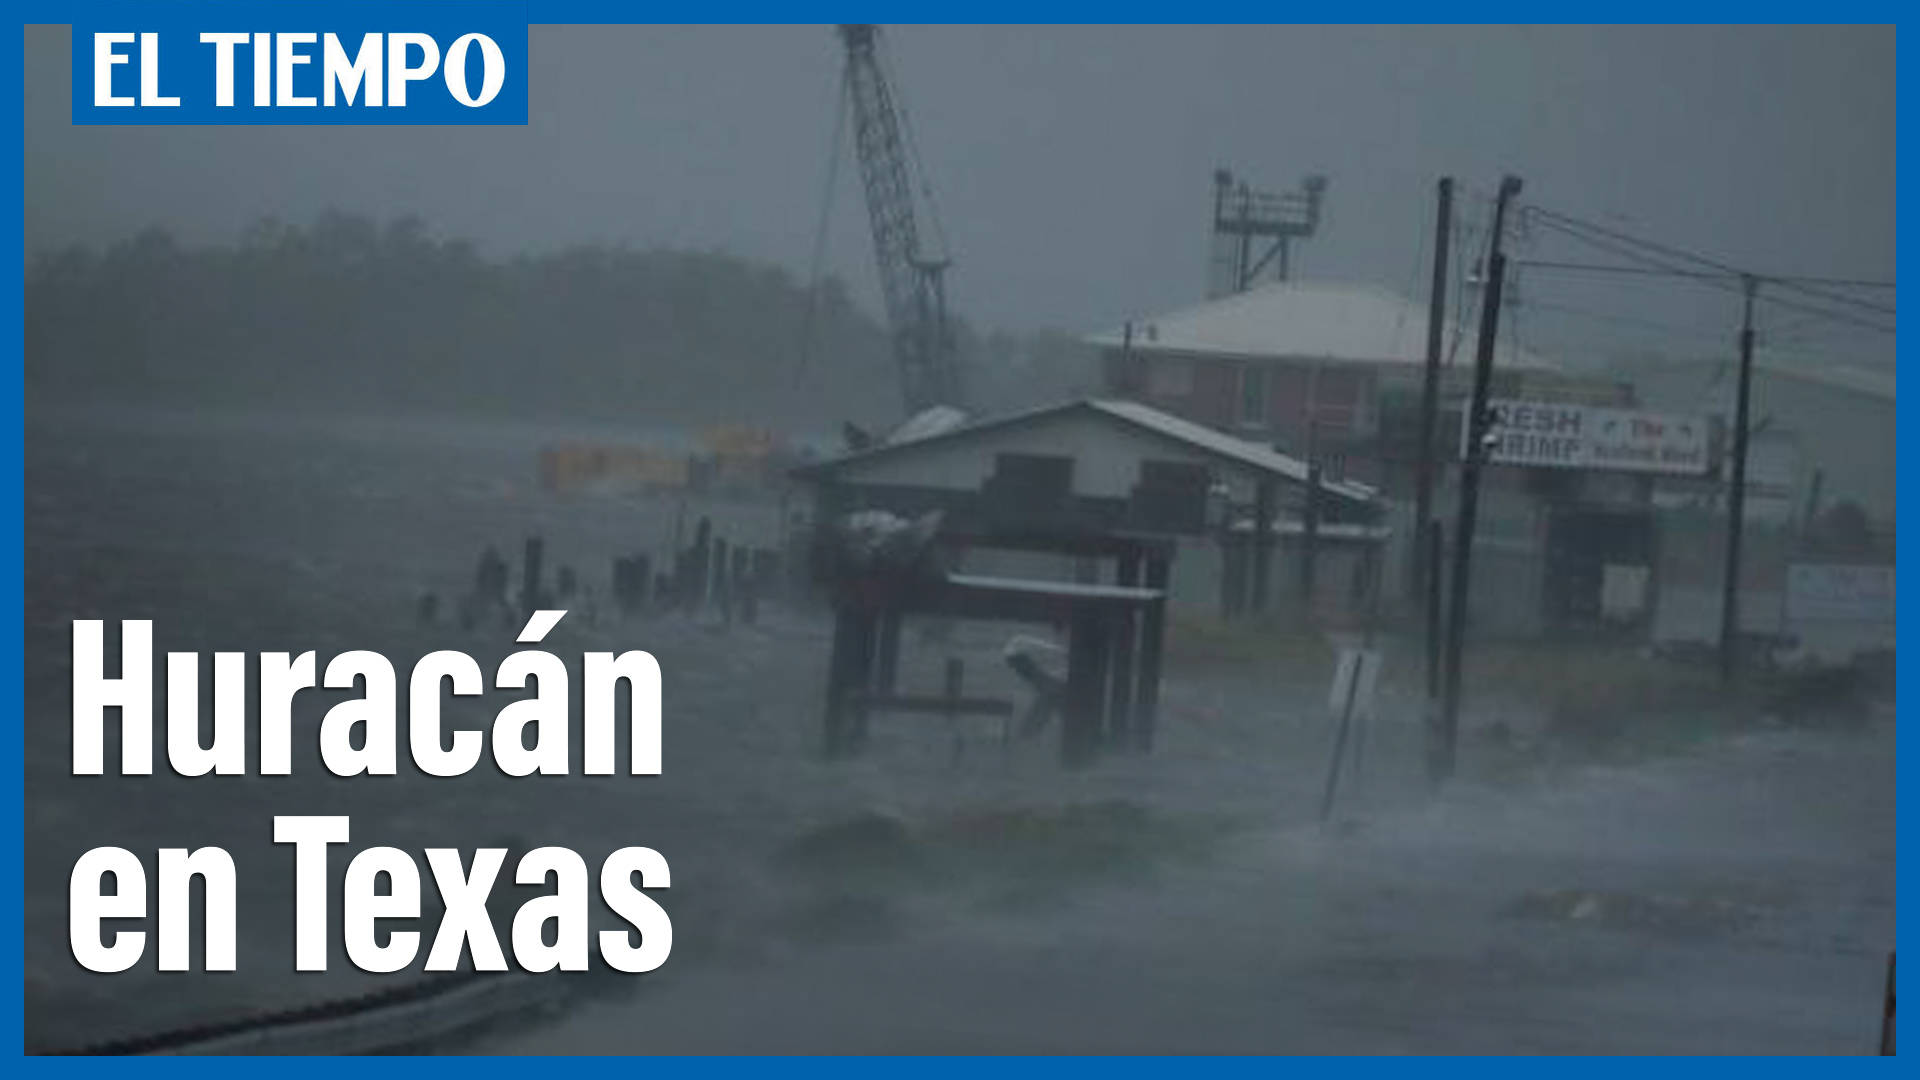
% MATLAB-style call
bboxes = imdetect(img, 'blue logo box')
[71,2,528,125]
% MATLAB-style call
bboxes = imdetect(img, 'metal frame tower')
[1208,168,1328,297]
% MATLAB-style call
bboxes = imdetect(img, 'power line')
[1445,195,1493,365]
[1521,297,1738,342]
[1520,258,1897,291]
[1390,192,1431,356]
[1523,215,1895,335]
[1519,258,1734,283]
[796,65,851,381]
[1524,205,1897,317]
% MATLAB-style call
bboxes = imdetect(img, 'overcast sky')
[24,24,1896,366]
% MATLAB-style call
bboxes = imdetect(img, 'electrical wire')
[1445,197,1490,366]
[1525,213,1896,335]
[1390,196,1429,356]
[874,31,951,263]
[1520,298,1742,343]
[796,64,849,382]
[1521,258,1896,290]
[1526,205,1897,317]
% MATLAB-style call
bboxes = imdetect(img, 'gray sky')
[25,24,1896,364]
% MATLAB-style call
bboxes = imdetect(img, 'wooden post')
[1062,610,1109,767]
[823,606,878,757]
[1108,551,1143,748]
[1300,464,1322,615]
[712,537,733,624]
[1319,646,1370,822]
[519,536,545,618]
[874,612,903,695]
[944,658,965,762]
[1719,275,1759,683]
[1423,520,1446,777]
[1881,952,1896,1055]
[687,517,712,613]
[1251,478,1275,614]
[1413,177,1454,598]
[1135,553,1171,753]
[734,547,758,623]
[1438,175,1523,783]
[823,608,856,756]
[1106,609,1138,749]
[1221,536,1245,619]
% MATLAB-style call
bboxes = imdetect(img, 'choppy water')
[27,404,1414,1051]
[25,405,1893,1054]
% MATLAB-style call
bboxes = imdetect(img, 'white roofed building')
[1087,281,1657,635]
[1087,281,1629,493]
[792,398,1384,618]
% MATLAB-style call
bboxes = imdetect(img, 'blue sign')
[72,3,528,125]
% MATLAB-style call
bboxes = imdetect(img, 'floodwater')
[24,405,1895,1054]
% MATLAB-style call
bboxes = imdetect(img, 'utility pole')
[1435,175,1522,784]
[1719,275,1759,682]
[1413,177,1454,596]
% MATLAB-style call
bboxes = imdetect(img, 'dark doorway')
[1543,506,1656,629]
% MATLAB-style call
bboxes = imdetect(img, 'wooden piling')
[873,613,903,694]
[734,547,758,624]
[685,517,712,613]
[1062,610,1109,767]
[944,657,966,762]
[519,536,545,618]
[1108,552,1143,748]
[1300,463,1322,610]
[1135,553,1170,752]
[823,607,878,757]
[1251,478,1275,614]
[712,537,732,624]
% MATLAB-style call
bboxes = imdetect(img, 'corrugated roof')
[1085,399,1375,501]
[1085,280,1558,371]
[885,405,971,445]
[793,397,1377,505]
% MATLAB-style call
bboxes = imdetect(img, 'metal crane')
[834,24,963,415]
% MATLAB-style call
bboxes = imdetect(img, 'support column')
[1251,478,1276,614]
[1134,553,1171,753]
[1062,610,1110,767]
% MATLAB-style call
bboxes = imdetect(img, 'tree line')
[26,212,1097,430]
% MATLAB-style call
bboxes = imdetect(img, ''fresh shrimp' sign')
[1466,399,1714,476]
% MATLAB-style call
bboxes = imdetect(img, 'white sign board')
[1328,647,1383,719]
[1785,564,1895,623]
[1467,399,1713,476]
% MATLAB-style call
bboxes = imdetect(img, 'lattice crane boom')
[836,24,962,414]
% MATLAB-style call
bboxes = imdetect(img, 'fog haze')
[25,24,1895,360]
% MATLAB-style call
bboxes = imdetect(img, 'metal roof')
[1084,399,1374,500]
[793,397,1377,506]
[1085,280,1559,371]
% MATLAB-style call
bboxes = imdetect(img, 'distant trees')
[1801,500,1890,561]
[26,213,912,428]
[28,212,1104,430]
